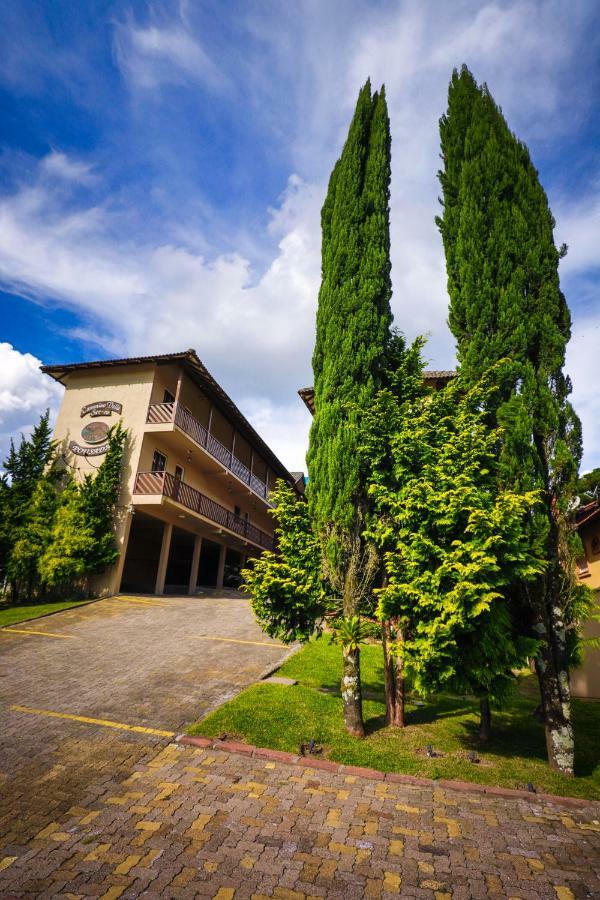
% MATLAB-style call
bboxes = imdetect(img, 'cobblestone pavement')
[1,595,599,898]
[1,739,599,899]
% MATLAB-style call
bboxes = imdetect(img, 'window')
[151,450,167,473]
[576,558,591,578]
[234,504,241,517]
[163,389,175,404]
[174,465,184,481]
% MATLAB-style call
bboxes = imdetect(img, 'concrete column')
[113,510,134,595]
[188,535,202,595]
[216,543,227,589]
[155,522,173,595]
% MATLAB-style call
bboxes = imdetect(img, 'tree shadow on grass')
[452,697,600,778]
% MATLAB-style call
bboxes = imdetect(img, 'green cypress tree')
[243,480,328,644]
[9,470,61,600]
[307,80,393,736]
[437,66,583,773]
[78,422,127,577]
[367,368,542,732]
[40,423,127,594]
[1,411,55,601]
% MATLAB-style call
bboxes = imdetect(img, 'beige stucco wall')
[49,359,278,596]
[50,363,155,595]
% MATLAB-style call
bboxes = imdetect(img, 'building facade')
[42,350,300,596]
[572,500,600,699]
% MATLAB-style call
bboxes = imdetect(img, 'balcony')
[133,470,274,551]
[146,402,269,501]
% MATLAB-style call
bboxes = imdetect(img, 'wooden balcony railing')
[146,402,269,501]
[133,471,274,551]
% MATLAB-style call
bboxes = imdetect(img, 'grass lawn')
[0,599,90,628]
[189,637,600,800]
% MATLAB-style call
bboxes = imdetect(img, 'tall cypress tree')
[1,411,55,601]
[437,66,583,773]
[307,80,393,736]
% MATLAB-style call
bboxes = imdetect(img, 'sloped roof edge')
[41,349,295,485]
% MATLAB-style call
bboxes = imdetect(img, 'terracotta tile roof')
[298,370,457,415]
[41,349,296,485]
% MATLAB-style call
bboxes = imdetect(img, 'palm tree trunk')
[342,645,365,737]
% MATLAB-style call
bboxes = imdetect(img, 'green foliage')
[242,480,328,643]
[0,410,55,592]
[38,479,96,588]
[328,615,377,650]
[78,422,127,574]
[9,472,60,593]
[577,468,600,502]
[307,79,393,588]
[437,63,581,551]
[38,423,127,591]
[366,369,544,703]
[436,67,583,769]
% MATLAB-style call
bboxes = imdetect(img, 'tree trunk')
[478,696,491,743]
[534,613,574,775]
[394,643,406,727]
[341,645,365,738]
[382,619,405,727]
[382,620,396,726]
[532,557,574,776]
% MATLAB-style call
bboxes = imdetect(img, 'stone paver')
[1,593,599,897]
[1,740,599,898]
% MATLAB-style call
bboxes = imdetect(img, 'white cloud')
[0,343,63,471]
[567,314,600,472]
[0,170,320,470]
[41,151,96,184]
[555,190,600,278]
[0,0,598,473]
[114,18,225,91]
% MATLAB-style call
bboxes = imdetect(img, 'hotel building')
[41,350,302,597]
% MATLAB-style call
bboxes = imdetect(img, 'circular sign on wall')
[81,421,110,444]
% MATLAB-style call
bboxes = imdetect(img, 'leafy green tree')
[437,66,583,772]
[1,411,55,600]
[40,424,127,593]
[38,478,95,590]
[243,480,328,643]
[576,468,600,502]
[366,369,543,735]
[360,333,427,727]
[9,471,61,600]
[0,474,11,591]
[78,422,127,576]
[307,80,393,736]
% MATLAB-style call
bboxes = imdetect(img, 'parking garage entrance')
[120,512,163,594]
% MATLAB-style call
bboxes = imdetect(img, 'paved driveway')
[0,591,291,737]
[1,594,599,898]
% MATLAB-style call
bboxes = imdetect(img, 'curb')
[175,734,597,810]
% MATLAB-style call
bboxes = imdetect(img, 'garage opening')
[120,512,163,593]
[164,527,195,594]
[223,548,243,589]
[197,538,221,587]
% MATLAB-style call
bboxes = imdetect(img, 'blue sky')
[0,0,598,473]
